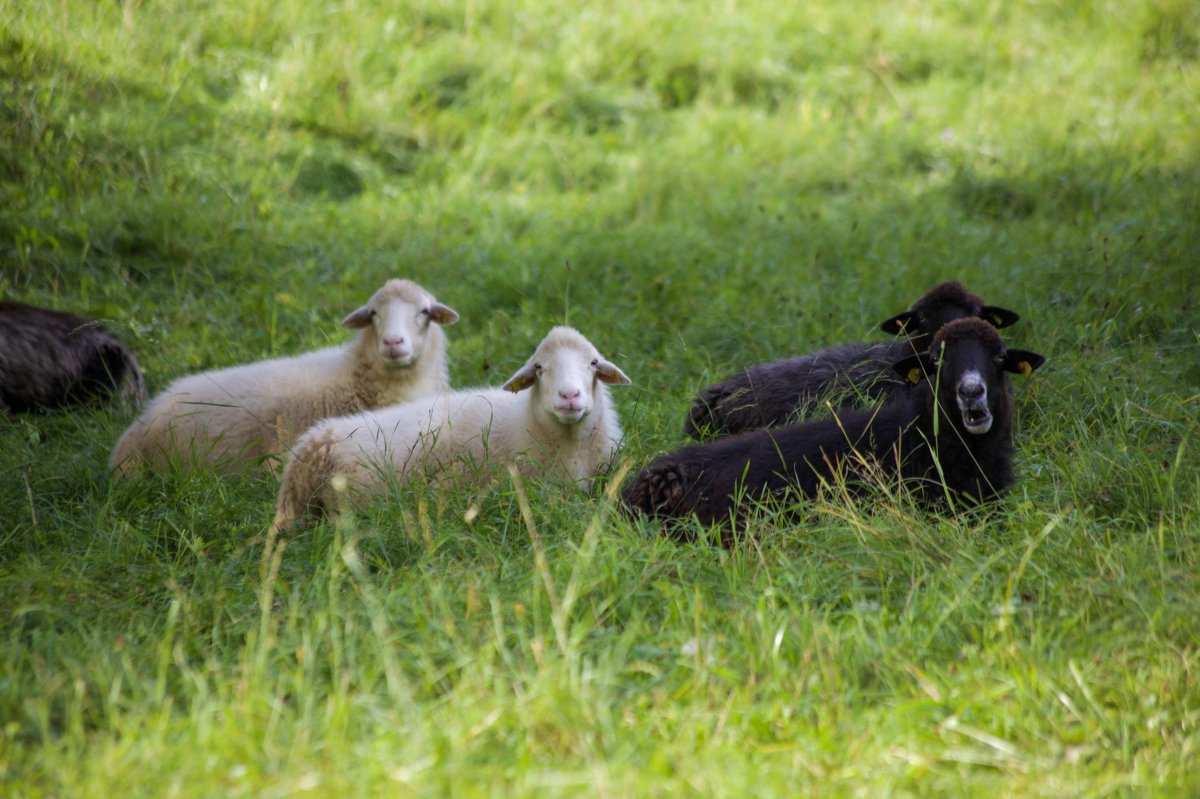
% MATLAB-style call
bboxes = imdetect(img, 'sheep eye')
[534,363,543,372]
[590,359,599,368]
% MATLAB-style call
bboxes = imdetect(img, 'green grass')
[2,0,1198,795]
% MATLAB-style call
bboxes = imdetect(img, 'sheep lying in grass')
[273,326,631,531]
[110,279,459,476]
[684,281,1021,439]
[0,301,145,413]
[625,318,1044,536]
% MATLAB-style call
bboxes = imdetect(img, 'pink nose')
[558,389,581,402]
[383,336,406,348]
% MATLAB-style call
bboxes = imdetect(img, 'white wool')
[110,279,459,476]
[273,326,630,530]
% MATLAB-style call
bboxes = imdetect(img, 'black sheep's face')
[894,321,1046,436]
[942,337,1004,434]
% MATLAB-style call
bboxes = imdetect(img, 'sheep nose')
[559,388,581,402]
[958,382,985,401]
[383,336,406,348]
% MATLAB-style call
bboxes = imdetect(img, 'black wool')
[0,302,144,413]
[628,318,1044,539]
[684,280,1021,440]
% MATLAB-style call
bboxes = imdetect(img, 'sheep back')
[629,398,921,531]
[273,390,534,529]
[112,344,364,474]
[0,301,144,413]
[684,340,910,439]
[685,280,1021,440]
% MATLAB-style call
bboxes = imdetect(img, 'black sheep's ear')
[1002,349,1046,377]
[893,353,934,384]
[880,311,918,336]
[980,306,1020,328]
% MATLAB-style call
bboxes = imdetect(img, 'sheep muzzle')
[955,371,993,434]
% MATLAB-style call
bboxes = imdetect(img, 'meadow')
[2,0,1198,795]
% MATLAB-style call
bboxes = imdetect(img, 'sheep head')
[879,280,1020,339]
[893,317,1044,436]
[501,326,630,426]
[342,279,459,368]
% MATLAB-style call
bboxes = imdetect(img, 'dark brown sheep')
[0,301,144,413]
[684,281,1020,439]
[626,318,1045,536]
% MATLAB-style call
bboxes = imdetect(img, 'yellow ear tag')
[1018,361,1033,377]
[989,313,1005,326]
[907,367,923,384]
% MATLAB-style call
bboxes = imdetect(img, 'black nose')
[958,382,984,400]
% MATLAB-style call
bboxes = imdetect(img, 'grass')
[2,0,1198,795]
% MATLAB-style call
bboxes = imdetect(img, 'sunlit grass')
[1,0,1198,795]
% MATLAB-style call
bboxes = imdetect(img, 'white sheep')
[272,325,631,530]
[110,279,460,476]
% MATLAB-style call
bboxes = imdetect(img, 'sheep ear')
[1002,349,1046,377]
[342,305,374,329]
[880,311,918,336]
[893,353,933,384]
[502,363,538,393]
[594,358,631,386]
[428,303,460,326]
[980,306,1020,328]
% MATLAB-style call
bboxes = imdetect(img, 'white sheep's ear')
[502,363,538,393]
[342,305,374,329]
[594,358,631,385]
[428,303,460,326]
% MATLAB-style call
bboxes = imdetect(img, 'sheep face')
[501,326,631,426]
[342,279,459,368]
[894,318,1044,436]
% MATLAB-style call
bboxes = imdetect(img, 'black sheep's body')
[627,317,1044,536]
[684,281,1020,440]
[630,387,1014,530]
[0,302,144,413]
[685,340,915,438]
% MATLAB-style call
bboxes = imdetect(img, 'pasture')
[2,0,1198,794]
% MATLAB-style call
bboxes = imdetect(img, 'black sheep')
[684,281,1020,439]
[0,301,145,413]
[625,318,1044,534]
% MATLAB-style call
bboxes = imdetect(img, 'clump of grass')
[2,0,1198,795]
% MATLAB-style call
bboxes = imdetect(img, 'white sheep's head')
[342,279,459,368]
[501,326,631,426]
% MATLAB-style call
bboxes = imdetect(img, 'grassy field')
[2,0,1198,795]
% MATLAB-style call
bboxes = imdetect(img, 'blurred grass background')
[2,0,1198,795]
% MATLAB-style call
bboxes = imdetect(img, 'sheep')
[272,325,631,531]
[110,279,459,476]
[684,280,1021,439]
[624,317,1044,536]
[0,301,145,413]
